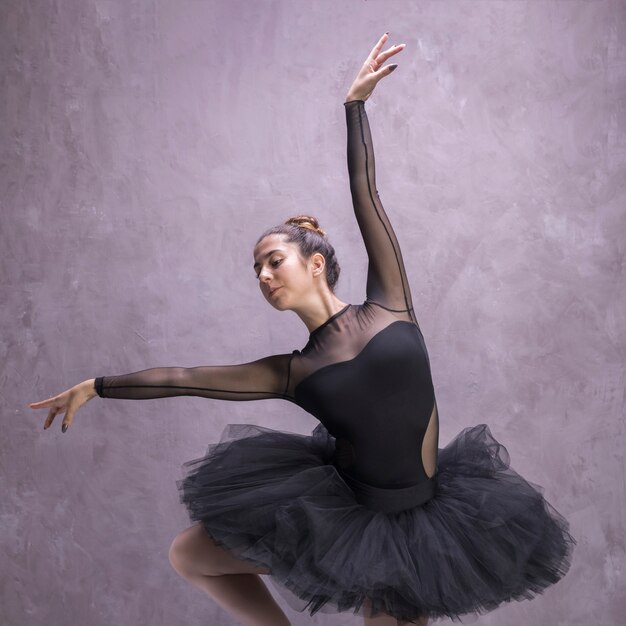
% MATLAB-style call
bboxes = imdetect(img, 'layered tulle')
[176,421,575,623]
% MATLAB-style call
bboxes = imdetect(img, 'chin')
[271,295,293,312]
[265,289,293,311]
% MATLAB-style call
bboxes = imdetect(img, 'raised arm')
[343,33,417,323]
[94,353,295,401]
[344,99,415,317]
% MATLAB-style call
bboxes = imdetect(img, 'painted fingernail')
[389,64,398,72]
[62,423,68,433]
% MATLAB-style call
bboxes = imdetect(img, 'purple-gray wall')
[4,1,625,624]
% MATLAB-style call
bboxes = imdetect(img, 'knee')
[168,526,199,576]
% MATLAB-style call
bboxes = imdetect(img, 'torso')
[287,301,439,487]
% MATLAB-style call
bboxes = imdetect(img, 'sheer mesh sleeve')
[94,353,295,401]
[344,100,417,324]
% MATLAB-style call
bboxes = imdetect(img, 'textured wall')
[3,1,625,625]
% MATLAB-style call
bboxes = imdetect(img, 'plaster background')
[2,1,625,624]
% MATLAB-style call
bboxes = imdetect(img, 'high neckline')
[309,304,351,339]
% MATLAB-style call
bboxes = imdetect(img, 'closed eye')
[254,257,283,278]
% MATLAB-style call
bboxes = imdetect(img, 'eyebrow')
[253,249,282,270]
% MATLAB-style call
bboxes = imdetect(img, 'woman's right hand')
[28,379,98,433]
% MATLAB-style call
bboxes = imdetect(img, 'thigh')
[169,523,271,576]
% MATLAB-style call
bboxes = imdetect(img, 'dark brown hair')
[256,215,341,292]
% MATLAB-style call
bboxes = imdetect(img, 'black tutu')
[176,421,575,624]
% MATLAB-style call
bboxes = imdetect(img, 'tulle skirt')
[176,421,575,624]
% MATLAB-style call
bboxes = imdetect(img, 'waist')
[336,467,438,514]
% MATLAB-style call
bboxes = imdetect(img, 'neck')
[293,293,349,334]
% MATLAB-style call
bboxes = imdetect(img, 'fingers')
[44,409,71,432]
[28,397,56,408]
[367,33,405,64]
[61,411,71,433]
[368,32,388,62]
[29,394,72,432]
[376,42,405,66]
[43,404,71,431]
[43,406,60,430]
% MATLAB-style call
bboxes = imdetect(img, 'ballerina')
[29,33,574,626]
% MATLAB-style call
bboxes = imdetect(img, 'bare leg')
[363,598,429,626]
[169,523,291,626]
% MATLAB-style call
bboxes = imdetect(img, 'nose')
[258,267,272,283]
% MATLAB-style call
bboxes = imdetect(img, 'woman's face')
[253,234,324,311]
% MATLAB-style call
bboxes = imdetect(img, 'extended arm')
[29,354,295,433]
[344,99,416,321]
[94,353,295,401]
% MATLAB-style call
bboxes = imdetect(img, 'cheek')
[283,261,309,285]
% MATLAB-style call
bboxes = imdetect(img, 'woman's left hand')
[345,32,405,103]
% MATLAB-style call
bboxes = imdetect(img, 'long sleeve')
[344,99,416,322]
[94,353,296,401]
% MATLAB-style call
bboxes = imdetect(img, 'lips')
[269,287,282,297]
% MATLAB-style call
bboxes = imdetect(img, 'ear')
[309,252,326,277]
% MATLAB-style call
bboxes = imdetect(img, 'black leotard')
[95,100,440,491]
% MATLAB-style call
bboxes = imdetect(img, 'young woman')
[29,33,575,626]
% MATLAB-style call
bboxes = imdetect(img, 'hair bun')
[285,215,326,237]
